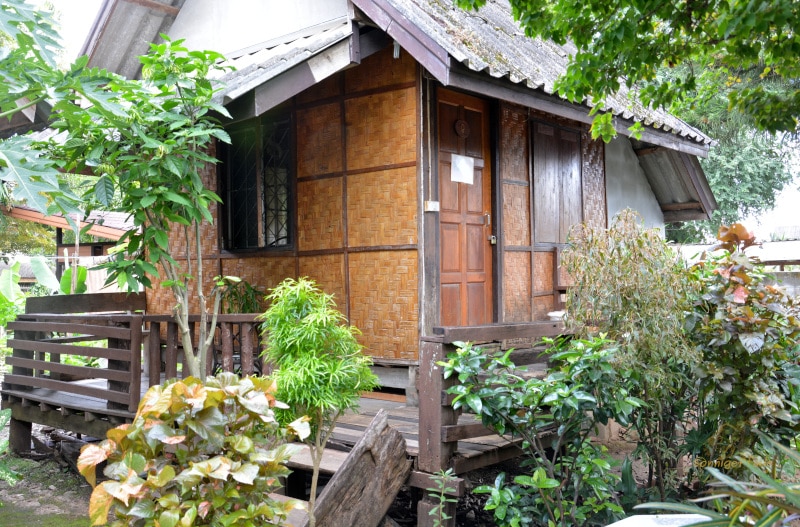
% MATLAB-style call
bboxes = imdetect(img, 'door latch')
[488,235,497,245]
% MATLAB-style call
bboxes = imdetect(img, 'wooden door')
[438,90,493,326]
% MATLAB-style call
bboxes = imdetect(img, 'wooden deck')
[2,376,531,474]
[1,292,566,527]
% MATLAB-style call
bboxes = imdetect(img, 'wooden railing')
[6,313,145,412]
[417,321,566,475]
[2,293,265,419]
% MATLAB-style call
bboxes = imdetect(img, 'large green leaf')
[30,255,60,292]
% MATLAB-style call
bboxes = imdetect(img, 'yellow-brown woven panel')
[347,250,419,361]
[533,295,555,321]
[345,46,416,94]
[347,166,418,247]
[503,183,531,246]
[582,131,607,228]
[345,87,417,171]
[503,252,532,322]
[295,73,342,105]
[297,177,344,251]
[500,103,529,183]
[298,254,346,308]
[297,102,343,178]
[534,250,554,293]
[220,257,296,297]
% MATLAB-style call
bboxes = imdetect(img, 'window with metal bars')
[221,112,293,251]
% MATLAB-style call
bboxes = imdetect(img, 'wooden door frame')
[435,87,495,327]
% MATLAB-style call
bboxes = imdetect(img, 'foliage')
[29,255,86,295]
[77,373,310,527]
[562,209,698,499]
[0,217,55,254]
[638,434,800,526]
[442,337,642,527]
[685,224,800,470]
[456,0,800,140]
[664,62,796,244]
[38,37,233,378]
[0,261,24,328]
[0,0,100,214]
[425,468,459,527]
[258,277,379,527]
[219,277,265,314]
[0,408,21,491]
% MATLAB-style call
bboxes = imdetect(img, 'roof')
[350,0,713,156]
[80,0,716,220]
[2,205,133,241]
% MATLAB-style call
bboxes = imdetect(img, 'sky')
[48,0,103,62]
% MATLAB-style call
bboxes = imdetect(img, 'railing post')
[417,338,458,527]
[128,315,143,413]
[220,322,233,373]
[240,322,255,376]
[165,322,178,380]
[6,324,35,453]
[147,321,162,387]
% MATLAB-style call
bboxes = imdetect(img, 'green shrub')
[442,336,642,527]
[562,209,698,499]
[259,277,378,527]
[685,224,800,471]
[77,373,309,526]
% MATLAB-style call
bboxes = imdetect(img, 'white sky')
[48,0,103,62]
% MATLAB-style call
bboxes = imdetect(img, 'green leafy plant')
[0,408,21,493]
[638,434,800,526]
[41,37,235,379]
[426,468,458,527]
[685,224,800,472]
[77,373,310,526]
[442,336,642,527]
[258,277,379,527]
[219,277,266,314]
[562,209,698,500]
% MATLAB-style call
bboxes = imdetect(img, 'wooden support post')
[165,322,178,380]
[220,322,233,373]
[417,339,458,474]
[417,495,456,527]
[9,417,32,454]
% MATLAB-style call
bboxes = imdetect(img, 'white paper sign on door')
[451,154,474,185]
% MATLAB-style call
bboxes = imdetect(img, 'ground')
[0,425,92,527]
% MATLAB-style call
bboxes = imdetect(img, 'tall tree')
[456,0,800,140]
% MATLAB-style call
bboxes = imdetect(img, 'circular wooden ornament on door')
[454,119,471,138]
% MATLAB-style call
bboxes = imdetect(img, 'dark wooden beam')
[431,321,566,344]
[661,202,704,211]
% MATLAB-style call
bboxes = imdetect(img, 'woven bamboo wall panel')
[503,252,532,322]
[503,183,531,246]
[297,103,343,178]
[345,88,417,171]
[533,295,555,320]
[500,103,529,183]
[295,73,342,105]
[298,254,346,308]
[347,166,418,247]
[220,257,296,296]
[534,250,554,293]
[297,177,344,251]
[347,250,419,361]
[345,46,416,94]
[582,131,607,228]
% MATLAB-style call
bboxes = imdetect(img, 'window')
[222,112,293,251]
[532,121,582,244]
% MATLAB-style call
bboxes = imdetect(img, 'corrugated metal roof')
[212,19,353,104]
[352,0,713,148]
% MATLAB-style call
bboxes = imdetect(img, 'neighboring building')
[80,0,716,391]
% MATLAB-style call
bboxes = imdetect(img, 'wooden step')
[268,493,308,525]
[285,443,349,475]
